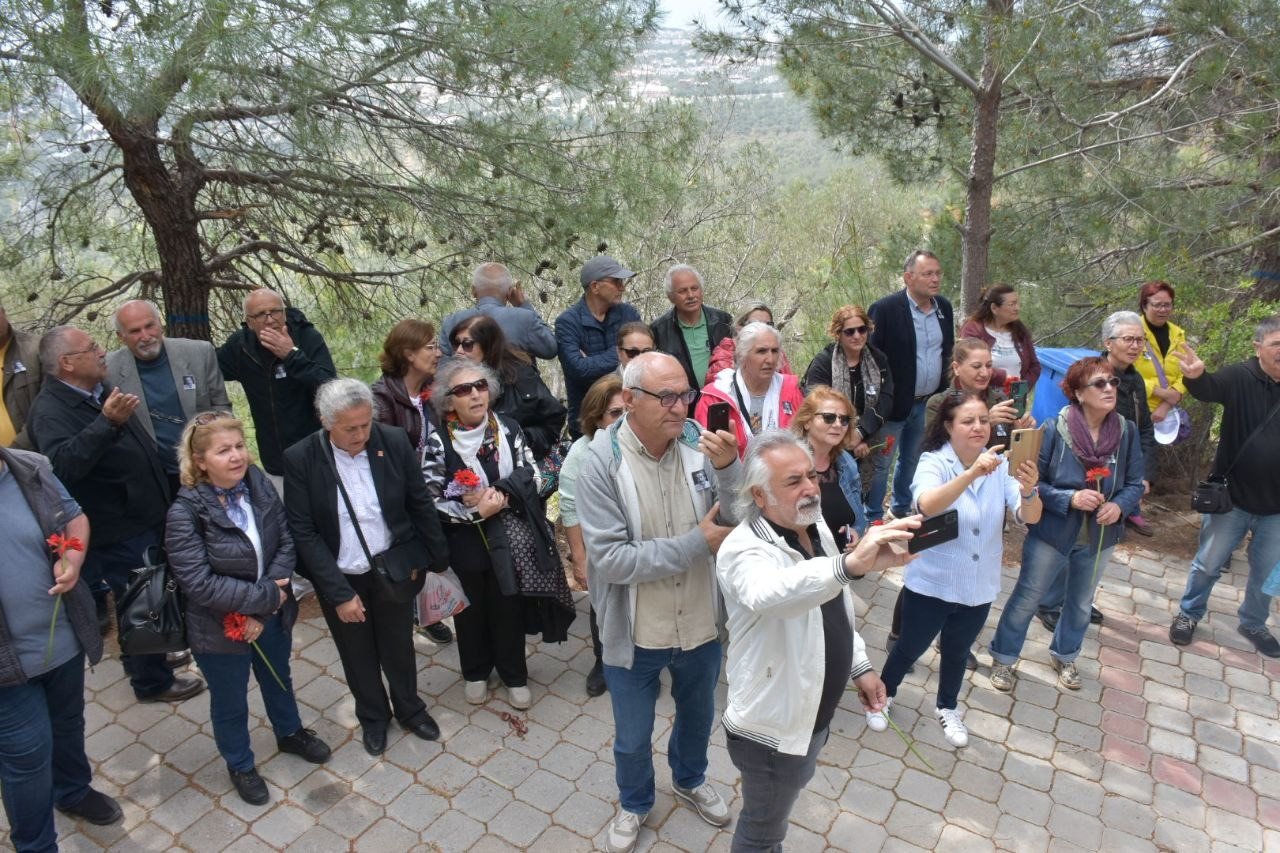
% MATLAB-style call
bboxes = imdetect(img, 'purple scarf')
[1065,404,1122,470]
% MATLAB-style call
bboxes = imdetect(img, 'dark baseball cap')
[580,255,636,288]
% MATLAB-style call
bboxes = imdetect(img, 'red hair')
[1138,280,1175,310]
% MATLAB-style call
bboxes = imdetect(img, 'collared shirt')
[680,313,711,388]
[331,442,392,574]
[56,379,104,401]
[910,297,944,397]
[225,491,265,579]
[617,421,716,651]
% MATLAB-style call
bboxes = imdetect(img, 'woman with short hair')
[1135,280,1188,426]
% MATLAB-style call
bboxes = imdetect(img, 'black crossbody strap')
[1220,396,1280,480]
[322,434,377,566]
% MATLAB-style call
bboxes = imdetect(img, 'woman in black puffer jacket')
[165,412,331,806]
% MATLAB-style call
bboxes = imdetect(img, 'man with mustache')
[715,430,917,850]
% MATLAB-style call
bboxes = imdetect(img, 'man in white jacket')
[717,430,916,851]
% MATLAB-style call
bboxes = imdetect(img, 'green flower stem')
[251,640,287,692]
[45,590,63,666]
[885,714,938,775]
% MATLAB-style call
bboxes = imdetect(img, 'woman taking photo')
[166,412,331,805]
[1135,280,1188,426]
[427,357,575,710]
[989,357,1144,692]
[803,305,893,468]
[927,338,1035,449]
[959,283,1041,387]
[868,393,1041,748]
[450,314,566,462]
[558,374,626,697]
[790,386,868,550]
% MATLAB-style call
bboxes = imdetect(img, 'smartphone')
[1006,427,1043,474]
[1009,380,1029,418]
[706,401,732,434]
[908,509,960,554]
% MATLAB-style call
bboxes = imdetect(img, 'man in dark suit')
[284,378,449,756]
[107,300,231,494]
[867,250,955,521]
[26,325,205,703]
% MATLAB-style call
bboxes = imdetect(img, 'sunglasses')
[1085,377,1121,390]
[840,325,869,337]
[620,346,656,359]
[446,378,490,397]
[193,411,235,426]
[453,338,478,353]
[815,412,852,426]
[605,406,626,419]
[630,387,700,408]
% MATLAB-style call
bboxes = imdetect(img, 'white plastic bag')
[417,568,469,626]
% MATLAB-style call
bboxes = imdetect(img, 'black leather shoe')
[585,659,607,697]
[277,727,331,764]
[362,726,388,756]
[1090,606,1104,625]
[139,675,206,703]
[1037,609,1061,632]
[165,650,192,669]
[403,714,440,742]
[419,622,454,644]
[229,768,270,805]
[57,789,122,825]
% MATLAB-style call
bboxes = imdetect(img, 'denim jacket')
[832,450,868,537]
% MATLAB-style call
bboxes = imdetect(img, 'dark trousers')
[0,653,93,853]
[453,569,527,686]
[727,727,829,852]
[317,571,426,732]
[881,587,989,711]
[81,528,174,699]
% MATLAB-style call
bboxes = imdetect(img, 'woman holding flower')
[988,357,1144,693]
[166,412,330,806]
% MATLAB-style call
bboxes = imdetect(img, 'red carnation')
[883,435,896,456]
[1003,376,1016,396]
[870,520,885,527]
[453,469,482,489]
[223,611,250,642]
[47,533,85,557]
[1085,467,1111,490]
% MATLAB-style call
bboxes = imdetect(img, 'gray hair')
[113,299,163,334]
[471,262,513,296]
[736,429,813,523]
[431,356,502,417]
[734,321,780,367]
[904,249,939,273]
[1102,310,1143,342]
[315,378,374,428]
[242,288,283,317]
[662,263,704,296]
[38,326,80,375]
[1255,314,1280,343]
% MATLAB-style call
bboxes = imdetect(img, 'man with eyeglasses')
[575,352,740,852]
[0,301,43,449]
[650,264,734,413]
[26,326,205,704]
[556,255,642,436]
[439,262,558,360]
[106,300,230,496]
[217,289,336,492]
[1170,314,1280,657]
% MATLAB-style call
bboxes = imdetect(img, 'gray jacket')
[106,337,232,443]
[576,418,741,668]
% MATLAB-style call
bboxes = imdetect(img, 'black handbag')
[117,546,187,655]
[332,461,427,604]
[1190,398,1280,514]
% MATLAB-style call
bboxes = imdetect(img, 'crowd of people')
[0,251,1278,853]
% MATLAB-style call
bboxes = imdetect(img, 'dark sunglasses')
[620,346,656,359]
[815,412,852,426]
[193,411,235,426]
[1085,377,1121,390]
[605,406,626,419]
[840,325,869,337]
[452,338,478,352]
[630,386,700,408]
[446,378,490,397]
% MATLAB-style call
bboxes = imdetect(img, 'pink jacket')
[704,337,794,387]
[695,370,805,458]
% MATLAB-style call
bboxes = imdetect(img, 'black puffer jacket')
[165,465,297,655]
[494,360,566,462]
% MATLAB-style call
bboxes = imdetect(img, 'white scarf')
[711,367,785,438]
[449,416,514,486]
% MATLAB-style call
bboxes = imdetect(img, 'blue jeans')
[0,653,93,853]
[991,534,1114,665]
[81,528,174,698]
[727,727,828,852]
[1179,508,1280,631]
[603,640,720,814]
[867,399,927,520]
[193,612,302,773]
[880,587,988,710]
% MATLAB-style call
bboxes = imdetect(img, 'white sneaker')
[464,680,488,705]
[936,706,969,748]
[605,808,646,853]
[865,696,893,732]
[507,685,532,710]
[673,781,730,827]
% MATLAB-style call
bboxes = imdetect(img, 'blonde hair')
[790,386,858,462]
[178,411,249,487]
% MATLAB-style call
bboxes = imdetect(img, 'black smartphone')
[908,509,960,554]
[706,401,732,434]
[1010,380,1029,418]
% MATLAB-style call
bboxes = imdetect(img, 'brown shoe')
[139,675,206,703]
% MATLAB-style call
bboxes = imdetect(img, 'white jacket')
[716,516,872,756]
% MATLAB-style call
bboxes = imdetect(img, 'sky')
[657,0,735,28]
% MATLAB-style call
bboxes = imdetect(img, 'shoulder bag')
[1145,341,1192,444]
[331,451,429,604]
[1191,397,1280,514]
[118,545,188,655]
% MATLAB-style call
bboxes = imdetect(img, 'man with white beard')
[715,430,918,851]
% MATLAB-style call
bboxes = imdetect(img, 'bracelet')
[1021,490,1037,501]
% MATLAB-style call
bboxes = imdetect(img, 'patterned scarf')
[830,344,880,412]
[214,480,251,531]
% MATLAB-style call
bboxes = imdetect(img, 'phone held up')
[706,401,732,435]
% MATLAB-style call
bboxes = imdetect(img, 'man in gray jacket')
[576,351,740,853]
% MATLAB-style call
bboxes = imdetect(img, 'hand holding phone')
[907,509,960,554]
[706,401,732,434]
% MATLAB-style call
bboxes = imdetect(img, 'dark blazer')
[165,465,297,655]
[868,289,955,421]
[106,337,232,443]
[283,422,448,607]
[26,379,171,546]
[651,305,735,393]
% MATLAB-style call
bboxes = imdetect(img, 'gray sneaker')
[605,809,646,853]
[673,781,730,827]
[990,662,1017,693]
[1052,657,1082,690]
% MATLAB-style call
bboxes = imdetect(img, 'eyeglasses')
[446,378,490,397]
[421,341,439,351]
[1109,335,1145,346]
[63,343,105,357]
[840,325,869,337]
[629,386,700,408]
[453,338,478,353]
[605,406,626,419]
[815,412,852,426]
[619,346,656,359]
[1084,378,1121,390]
[1146,302,1173,311]
[247,307,285,322]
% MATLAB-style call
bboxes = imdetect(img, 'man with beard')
[716,430,916,851]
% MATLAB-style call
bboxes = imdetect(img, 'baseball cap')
[580,255,636,288]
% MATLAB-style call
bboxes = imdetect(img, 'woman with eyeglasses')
[705,303,794,385]
[790,387,868,550]
[988,357,1144,693]
[803,305,893,467]
[450,315,566,462]
[1135,280,1188,427]
[426,357,575,709]
[959,283,1042,389]
[557,374,626,697]
[1104,311,1158,537]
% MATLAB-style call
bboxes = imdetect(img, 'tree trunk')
[958,12,1005,317]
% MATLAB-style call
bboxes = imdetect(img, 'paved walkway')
[12,541,1280,851]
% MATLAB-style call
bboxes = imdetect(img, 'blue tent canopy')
[1031,347,1099,425]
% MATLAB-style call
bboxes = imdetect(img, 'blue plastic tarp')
[1030,347,1099,425]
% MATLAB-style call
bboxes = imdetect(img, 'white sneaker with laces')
[865,696,893,732]
[673,781,730,826]
[605,808,646,853]
[464,680,488,705]
[936,706,969,748]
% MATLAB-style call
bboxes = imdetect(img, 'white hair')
[242,288,283,317]
[315,378,374,428]
[734,321,780,367]
[736,429,813,523]
[663,263,704,296]
[430,356,502,417]
[471,262,513,295]
[113,299,163,334]
[1102,310,1143,342]
[38,326,80,376]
